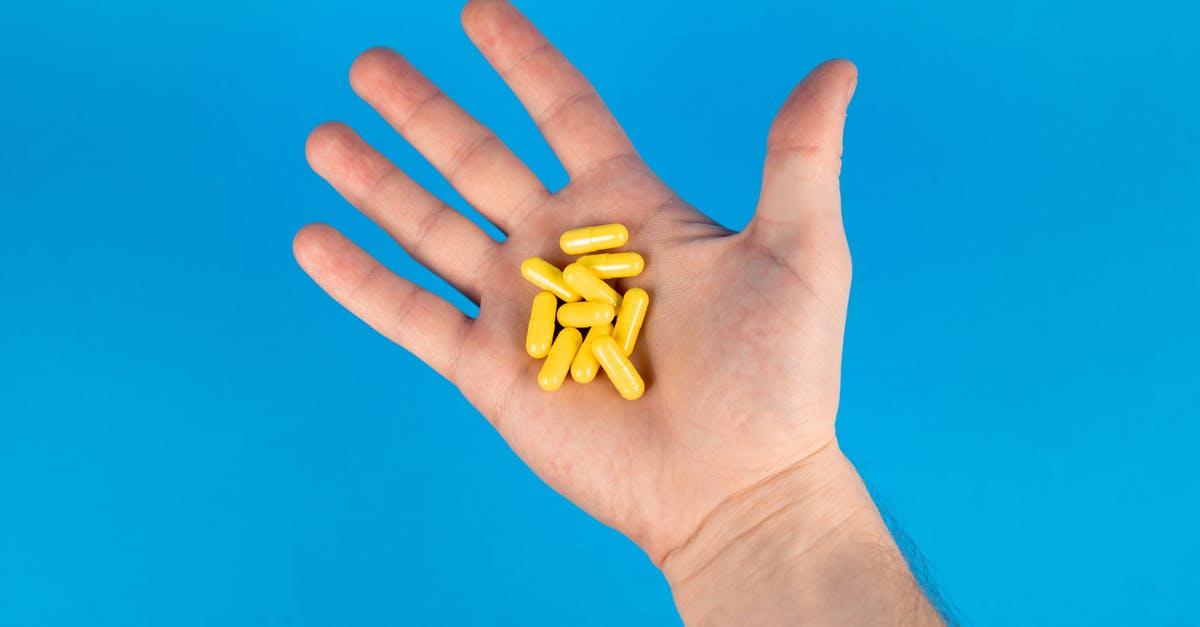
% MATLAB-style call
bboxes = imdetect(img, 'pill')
[525,291,557,358]
[560,224,629,255]
[557,302,615,327]
[520,257,581,302]
[576,252,645,279]
[562,263,622,308]
[592,335,644,400]
[538,327,583,391]
[571,323,612,383]
[612,288,649,356]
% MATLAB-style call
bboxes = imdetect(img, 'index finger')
[461,0,640,180]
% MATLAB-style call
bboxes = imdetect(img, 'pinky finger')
[293,223,472,382]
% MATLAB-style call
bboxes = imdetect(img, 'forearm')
[661,442,942,626]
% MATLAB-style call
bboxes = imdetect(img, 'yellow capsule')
[520,257,581,302]
[525,291,557,358]
[538,327,583,391]
[592,335,644,400]
[559,223,629,255]
[612,287,649,356]
[562,263,622,308]
[571,323,612,383]
[557,302,615,328]
[577,252,645,279]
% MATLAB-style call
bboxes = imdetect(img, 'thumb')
[751,59,857,251]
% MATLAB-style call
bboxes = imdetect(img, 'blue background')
[2,0,1197,624]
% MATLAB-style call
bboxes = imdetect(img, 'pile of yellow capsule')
[521,223,649,400]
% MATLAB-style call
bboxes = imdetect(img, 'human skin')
[293,0,942,624]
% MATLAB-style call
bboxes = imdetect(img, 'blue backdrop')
[2,0,1197,624]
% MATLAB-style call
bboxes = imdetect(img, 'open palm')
[295,0,858,565]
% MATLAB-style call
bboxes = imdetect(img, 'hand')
[297,0,857,585]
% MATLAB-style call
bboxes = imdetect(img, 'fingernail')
[846,77,858,104]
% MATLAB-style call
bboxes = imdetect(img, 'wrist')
[661,441,941,625]
[659,440,865,585]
